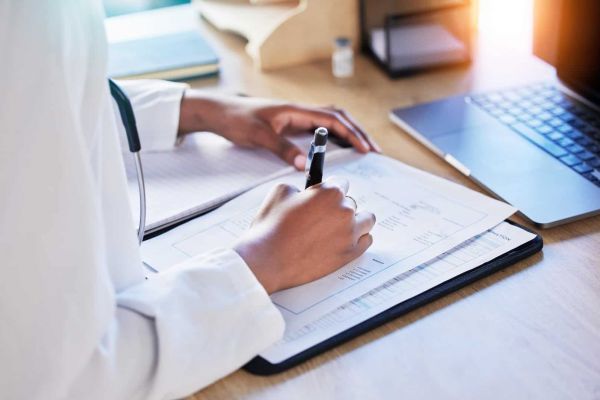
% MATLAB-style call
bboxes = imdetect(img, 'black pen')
[305,127,328,188]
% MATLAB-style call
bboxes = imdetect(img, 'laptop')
[390,0,600,228]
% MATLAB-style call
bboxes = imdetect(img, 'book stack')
[105,3,219,81]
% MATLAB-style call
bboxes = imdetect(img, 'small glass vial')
[332,37,354,78]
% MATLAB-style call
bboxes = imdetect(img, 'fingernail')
[294,154,307,170]
[362,141,370,152]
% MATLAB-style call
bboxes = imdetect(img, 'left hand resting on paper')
[178,91,381,170]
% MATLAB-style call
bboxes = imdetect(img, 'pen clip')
[305,142,315,172]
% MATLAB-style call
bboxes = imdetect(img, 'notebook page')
[124,132,341,232]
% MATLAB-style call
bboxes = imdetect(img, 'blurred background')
[478,0,534,53]
[103,0,189,17]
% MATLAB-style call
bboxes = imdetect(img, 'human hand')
[233,178,376,294]
[178,91,381,170]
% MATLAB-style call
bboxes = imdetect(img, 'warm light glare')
[478,0,534,52]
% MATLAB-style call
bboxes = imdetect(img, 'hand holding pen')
[305,127,359,210]
[235,126,376,293]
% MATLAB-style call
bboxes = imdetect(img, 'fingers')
[280,105,380,153]
[290,107,369,152]
[354,211,376,238]
[256,128,307,170]
[332,108,382,153]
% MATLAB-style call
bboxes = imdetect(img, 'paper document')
[125,132,341,232]
[143,151,516,328]
[261,221,534,363]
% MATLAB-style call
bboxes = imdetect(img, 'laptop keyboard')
[468,82,600,187]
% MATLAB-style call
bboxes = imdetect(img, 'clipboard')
[244,220,542,375]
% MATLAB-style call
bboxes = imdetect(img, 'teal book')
[107,30,219,81]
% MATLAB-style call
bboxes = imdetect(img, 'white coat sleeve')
[65,249,286,400]
[0,2,285,400]
[115,79,189,151]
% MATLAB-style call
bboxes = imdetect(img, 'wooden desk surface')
[181,18,600,400]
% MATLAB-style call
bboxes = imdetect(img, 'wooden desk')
[180,18,600,400]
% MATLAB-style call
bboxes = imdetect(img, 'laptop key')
[576,136,592,146]
[560,112,576,123]
[578,150,595,161]
[508,107,525,116]
[557,137,575,147]
[530,106,544,114]
[526,119,543,128]
[520,100,534,108]
[557,124,573,134]
[498,101,512,109]
[560,154,582,166]
[547,131,564,141]
[588,157,600,168]
[570,119,587,130]
[574,163,593,174]
[536,125,553,135]
[518,114,534,122]
[499,114,517,124]
[565,129,584,140]
[489,108,505,117]
[567,143,585,154]
[548,118,564,127]
[511,123,568,158]
[538,112,553,121]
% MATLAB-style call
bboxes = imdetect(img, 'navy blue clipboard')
[244,220,543,376]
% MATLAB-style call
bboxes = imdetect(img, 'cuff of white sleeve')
[119,247,285,358]
[117,248,285,398]
[117,79,189,151]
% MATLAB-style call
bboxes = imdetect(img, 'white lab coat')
[0,1,284,399]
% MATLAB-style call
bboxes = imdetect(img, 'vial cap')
[335,37,351,47]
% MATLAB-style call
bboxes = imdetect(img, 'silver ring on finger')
[345,195,358,212]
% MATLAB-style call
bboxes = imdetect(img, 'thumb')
[260,131,307,170]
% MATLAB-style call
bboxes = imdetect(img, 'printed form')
[142,150,521,362]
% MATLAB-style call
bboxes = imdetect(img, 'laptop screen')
[556,0,600,105]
